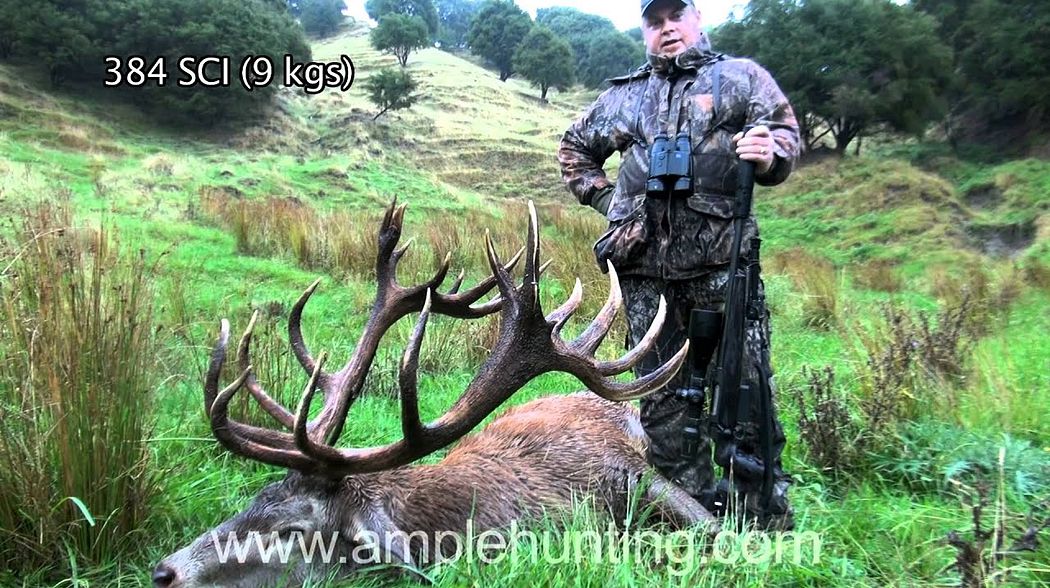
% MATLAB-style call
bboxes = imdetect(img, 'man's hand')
[731,125,776,176]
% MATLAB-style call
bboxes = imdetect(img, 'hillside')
[1,24,1049,588]
[2,28,1046,269]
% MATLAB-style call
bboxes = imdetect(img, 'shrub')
[928,261,1028,337]
[867,420,1050,497]
[1021,258,1050,291]
[946,484,1049,588]
[793,366,861,478]
[851,293,978,424]
[365,67,419,120]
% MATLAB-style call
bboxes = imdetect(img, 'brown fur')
[369,393,649,538]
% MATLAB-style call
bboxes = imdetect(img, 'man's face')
[642,1,703,58]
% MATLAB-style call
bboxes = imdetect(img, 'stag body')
[154,202,712,588]
[158,394,710,587]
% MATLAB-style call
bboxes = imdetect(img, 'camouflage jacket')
[558,35,800,280]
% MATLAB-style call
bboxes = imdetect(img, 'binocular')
[645,131,693,198]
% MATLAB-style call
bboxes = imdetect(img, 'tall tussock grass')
[0,203,161,573]
[769,248,840,329]
[853,258,902,292]
[928,261,1030,337]
[198,191,620,344]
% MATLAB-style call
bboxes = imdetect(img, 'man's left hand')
[732,125,776,175]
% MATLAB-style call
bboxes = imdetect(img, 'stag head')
[153,201,688,587]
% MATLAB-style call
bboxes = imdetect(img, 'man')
[557,0,799,529]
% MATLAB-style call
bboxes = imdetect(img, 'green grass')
[0,24,1048,588]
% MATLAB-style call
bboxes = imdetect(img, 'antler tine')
[397,245,454,300]
[446,269,465,295]
[570,263,623,355]
[289,279,324,377]
[238,310,296,428]
[205,327,321,470]
[545,278,583,337]
[469,231,548,316]
[431,246,523,318]
[522,201,541,310]
[204,319,232,412]
[293,352,330,453]
[595,295,670,376]
[210,368,321,471]
[379,199,408,256]
[568,341,690,402]
[398,290,432,444]
[207,317,300,440]
[484,230,517,301]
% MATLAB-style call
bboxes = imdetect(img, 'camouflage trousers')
[621,271,792,524]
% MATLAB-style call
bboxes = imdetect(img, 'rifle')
[678,130,777,517]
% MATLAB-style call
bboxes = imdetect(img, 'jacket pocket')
[594,193,648,272]
[693,152,738,197]
[685,192,736,219]
[682,193,740,267]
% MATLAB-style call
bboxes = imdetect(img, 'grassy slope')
[0,25,1048,587]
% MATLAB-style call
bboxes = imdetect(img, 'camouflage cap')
[641,0,694,17]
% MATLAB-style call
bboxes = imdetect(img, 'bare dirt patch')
[963,182,1004,209]
[965,220,1037,257]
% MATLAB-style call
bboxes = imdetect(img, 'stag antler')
[204,200,688,477]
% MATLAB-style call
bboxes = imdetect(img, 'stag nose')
[151,564,177,587]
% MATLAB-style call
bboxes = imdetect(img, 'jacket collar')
[646,32,719,75]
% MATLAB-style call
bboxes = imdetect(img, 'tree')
[513,26,573,101]
[6,0,309,122]
[536,7,627,87]
[957,0,1050,127]
[714,0,953,154]
[0,2,24,58]
[298,0,345,37]
[916,0,1050,140]
[365,67,418,120]
[536,7,617,61]
[8,0,99,86]
[434,0,480,49]
[371,14,430,66]
[577,32,643,88]
[114,0,310,122]
[366,0,439,36]
[467,0,532,81]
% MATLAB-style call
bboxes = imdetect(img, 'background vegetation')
[0,1,1047,587]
